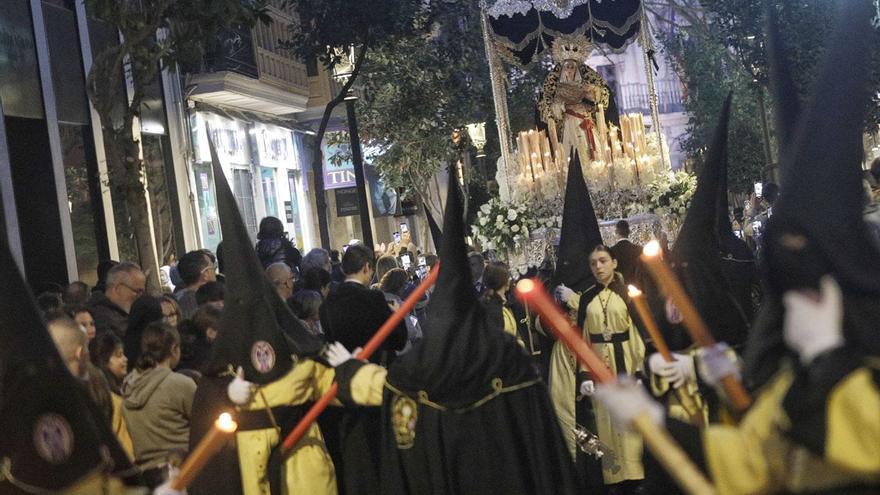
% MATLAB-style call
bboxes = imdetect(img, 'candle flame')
[516,279,536,294]
[643,240,661,258]
[216,412,238,433]
[627,285,642,297]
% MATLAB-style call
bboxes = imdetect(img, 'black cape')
[380,167,580,494]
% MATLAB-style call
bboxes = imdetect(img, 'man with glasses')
[174,250,217,319]
[266,262,295,301]
[90,262,145,340]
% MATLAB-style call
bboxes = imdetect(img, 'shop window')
[261,167,278,219]
[232,168,258,237]
[60,124,100,284]
[0,0,44,119]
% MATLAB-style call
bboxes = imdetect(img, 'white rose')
[512,225,520,232]
[508,209,518,221]
[480,204,491,214]
[496,215,504,222]
[480,217,487,226]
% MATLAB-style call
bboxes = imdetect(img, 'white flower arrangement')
[471,197,538,256]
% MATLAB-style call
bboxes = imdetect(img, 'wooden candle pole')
[639,242,752,412]
[628,285,705,427]
[515,279,717,495]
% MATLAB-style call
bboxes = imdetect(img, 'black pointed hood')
[651,95,750,348]
[425,206,443,253]
[766,1,800,150]
[551,152,603,292]
[388,167,535,406]
[746,1,880,386]
[202,130,323,384]
[762,0,880,296]
[0,235,135,490]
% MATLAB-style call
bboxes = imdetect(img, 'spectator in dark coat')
[90,262,145,339]
[610,220,643,284]
[255,216,302,271]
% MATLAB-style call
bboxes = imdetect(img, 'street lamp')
[466,122,487,158]
[330,45,357,83]
[466,121,487,184]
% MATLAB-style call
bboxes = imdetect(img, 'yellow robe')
[235,359,386,495]
[548,286,646,483]
[700,363,880,494]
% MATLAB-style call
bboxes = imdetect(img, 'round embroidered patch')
[250,340,276,374]
[33,413,74,464]
[391,395,418,449]
[665,298,683,324]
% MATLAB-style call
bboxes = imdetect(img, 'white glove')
[648,352,695,388]
[227,366,255,405]
[579,380,596,397]
[696,343,739,386]
[153,481,185,495]
[324,342,361,367]
[593,377,664,428]
[556,284,575,304]
[783,276,844,365]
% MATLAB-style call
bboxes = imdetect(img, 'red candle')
[515,279,614,384]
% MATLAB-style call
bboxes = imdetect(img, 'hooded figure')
[744,0,880,389]
[649,4,880,493]
[0,234,142,492]
[372,166,580,494]
[544,152,614,491]
[189,131,341,495]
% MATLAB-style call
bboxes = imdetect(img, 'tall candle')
[629,285,705,426]
[640,242,752,412]
[171,413,238,490]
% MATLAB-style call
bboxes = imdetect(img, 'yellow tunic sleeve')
[345,364,387,406]
[824,367,880,474]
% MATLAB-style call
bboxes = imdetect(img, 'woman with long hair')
[90,332,134,458]
[121,323,196,488]
[480,262,525,346]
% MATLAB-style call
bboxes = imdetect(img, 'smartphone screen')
[393,232,401,244]
[754,182,763,198]
[418,256,426,267]
[400,223,409,233]
[401,254,411,269]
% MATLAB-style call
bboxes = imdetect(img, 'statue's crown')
[551,34,593,63]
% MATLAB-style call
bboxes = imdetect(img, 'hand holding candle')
[639,241,752,412]
[629,285,705,426]
[170,412,238,490]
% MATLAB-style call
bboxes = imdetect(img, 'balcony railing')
[252,3,310,95]
[203,25,259,79]
[618,79,685,115]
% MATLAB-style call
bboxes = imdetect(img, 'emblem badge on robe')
[391,395,418,449]
[251,341,276,374]
[33,413,74,464]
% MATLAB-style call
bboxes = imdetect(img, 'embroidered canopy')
[486,0,643,66]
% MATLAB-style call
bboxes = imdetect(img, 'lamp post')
[332,46,374,249]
